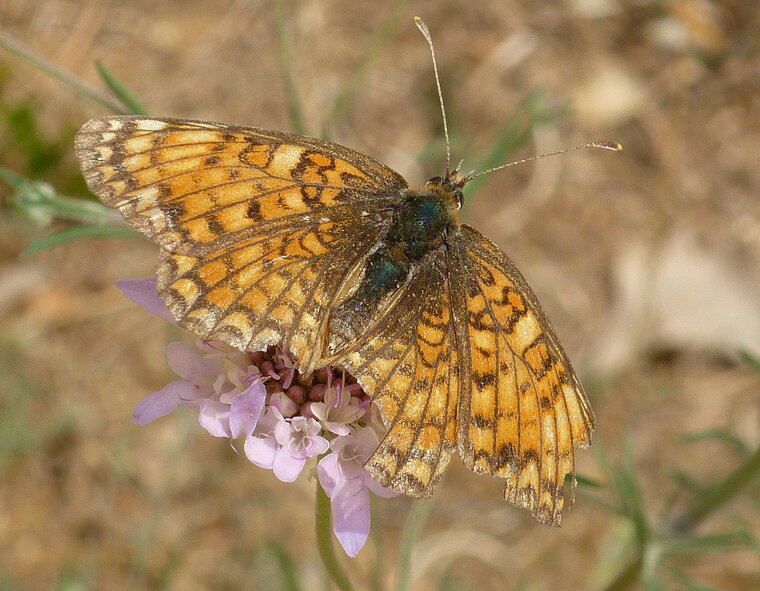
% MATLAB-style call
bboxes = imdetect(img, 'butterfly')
[74,20,601,526]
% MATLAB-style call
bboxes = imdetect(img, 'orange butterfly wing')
[337,225,595,524]
[75,116,407,367]
[338,249,460,497]
[450,225,595,524]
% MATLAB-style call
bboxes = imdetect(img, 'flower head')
[121,277,397,556]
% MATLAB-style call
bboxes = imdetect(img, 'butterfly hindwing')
[450,225,595,525]
[157,215,384,369]
[340,250,459,497]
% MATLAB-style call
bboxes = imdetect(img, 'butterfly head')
[425,168,467,210]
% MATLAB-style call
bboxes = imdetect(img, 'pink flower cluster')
[118,279,397,557]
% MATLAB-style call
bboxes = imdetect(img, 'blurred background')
[0,1,758,590]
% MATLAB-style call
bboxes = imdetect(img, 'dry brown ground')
[0,1,758,590]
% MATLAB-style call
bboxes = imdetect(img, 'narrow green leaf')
[666,469,703,493]
[464,90,567,200]
[611,439,649,549]
[2,167,122,227]
[95,61,149,115]
[664,566,718,591]
[587,442,628,515]
[0,30,128,114]
[369,495,386,591]
[598,556,643,591]
[314,483,356,591]
[0,165,25,187]
[274,0,308,136]
[575,473,605,489]
[21,226,141,257]
[664,531,755,555]
[680,429,749,455]
[642,571,668,591]
[671,444,760,533]
[736,519,760,552]
[270,542,303,591]
[321,0,409,137]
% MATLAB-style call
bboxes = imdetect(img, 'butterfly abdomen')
[327,187,458,353]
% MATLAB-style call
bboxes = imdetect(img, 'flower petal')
[253,406,284,436]
[244,434,279,469]
[273,417,293,446]
[364,472,400,498]
[229,379,266,439]
[272,446,307,482]
[323,421,351,436]
[269,391,299,418]
[166,341,223,385]
[133,380,191,425]
[311,435,330,456]
[317,453,342,498]
[116,278,174,322]
[353,426,381,461]
[329,434,363,480]
[198,399,231,437]
[332,477,371,557]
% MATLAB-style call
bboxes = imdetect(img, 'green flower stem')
[95,60,149,115]
[395,498,434,591]
[321,0,407,136]
[0,29,128,114]
[315,482,356,591]
[21,226,140,257]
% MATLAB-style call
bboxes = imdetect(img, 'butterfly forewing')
[75,116,406,367]
[74,117,407,255]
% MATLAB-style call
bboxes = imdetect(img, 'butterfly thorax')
[326,178,460,355]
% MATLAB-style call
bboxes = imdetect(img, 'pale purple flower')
[318,427,399,557]
[229,380,267,439]
[198,377,266,438]
[244,406,287,469]
[271,417,329,482]
[245,410,329,482]
[120,277,398,558]
[272,349,297,389]
[133,341,223,425]
[116,278,174,322]
[309,376,365,436]
[269,391,299,418]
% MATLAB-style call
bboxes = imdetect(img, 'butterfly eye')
[425,176,443,189]
[454,188,464,208]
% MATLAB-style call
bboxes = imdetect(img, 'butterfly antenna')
[414,17,452,178]
[462,141,623,183]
